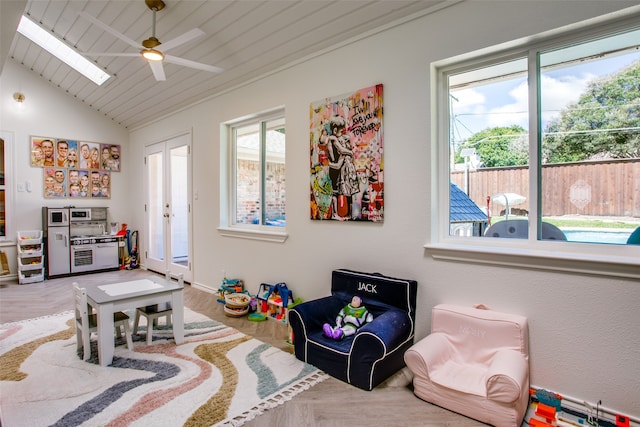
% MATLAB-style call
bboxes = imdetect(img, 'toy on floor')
[223,293,251,317]
[530,388,562,412]
[217,278,246,303]
[248,312,267,321]
[256,282,294,323]
[322,295,373,340]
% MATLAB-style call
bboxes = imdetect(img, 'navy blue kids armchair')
[289,269,418,390]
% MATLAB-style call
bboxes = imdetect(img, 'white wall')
[129,1,640,417]
[0,60,129,272]
[2,0,637,418]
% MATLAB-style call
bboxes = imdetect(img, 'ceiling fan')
[80,0,223,81]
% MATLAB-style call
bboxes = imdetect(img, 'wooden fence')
[451,158,640,218]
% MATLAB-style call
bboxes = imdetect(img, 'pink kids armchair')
[404,304,529,427]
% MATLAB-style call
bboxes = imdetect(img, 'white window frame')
[426,13,640,279]
[218,109,287,243]
[0,131,14,244]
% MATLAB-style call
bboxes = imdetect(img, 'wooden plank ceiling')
[6,0,449,129]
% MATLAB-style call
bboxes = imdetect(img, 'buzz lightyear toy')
[323,295,373,340]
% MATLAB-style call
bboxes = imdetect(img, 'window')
[431,15,640,277]
[220,111,286,242]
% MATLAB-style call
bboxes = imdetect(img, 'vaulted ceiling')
[2,0,451,129]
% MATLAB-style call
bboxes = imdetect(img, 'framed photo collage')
[31,136,120,199]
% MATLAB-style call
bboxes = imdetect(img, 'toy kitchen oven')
[43,207,120,278]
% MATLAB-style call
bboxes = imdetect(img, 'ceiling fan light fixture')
[141,48,164,62]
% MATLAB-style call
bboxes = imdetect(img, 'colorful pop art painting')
[310,84,384,222]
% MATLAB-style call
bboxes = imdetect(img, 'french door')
[144,133,192,282]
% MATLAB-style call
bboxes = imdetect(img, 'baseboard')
[0,273,18,282]
[191,281,217,295]
[529,386,639,427]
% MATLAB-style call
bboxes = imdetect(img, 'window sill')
[0,239,16,247]
[217,227,288,243]
[424,242,640,280]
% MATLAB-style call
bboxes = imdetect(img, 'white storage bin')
[17,230,43,245]
[19,269,44,284]
[19,243,43,257]
[18,256,44,271]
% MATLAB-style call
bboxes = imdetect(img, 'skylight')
[17,15,110,86]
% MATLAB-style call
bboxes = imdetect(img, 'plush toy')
[323,295,373,340]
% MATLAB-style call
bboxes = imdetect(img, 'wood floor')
[0,269,486,427]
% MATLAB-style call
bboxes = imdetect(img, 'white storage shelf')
[17,230,44,284]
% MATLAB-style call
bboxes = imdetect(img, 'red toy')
[535,403,557,423]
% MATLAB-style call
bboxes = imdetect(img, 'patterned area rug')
[0,309,327,426]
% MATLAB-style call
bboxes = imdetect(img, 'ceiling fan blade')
[149,61,166,81]
[83,52,140,57]
[165,55,223,73]
[79,11,141,50]
[159,28,205,52]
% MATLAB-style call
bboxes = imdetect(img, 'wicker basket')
[225,293,250,308]
[224,305,250,317]
[224,293,251,317]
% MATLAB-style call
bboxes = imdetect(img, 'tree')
[542,61,640,163]
[457,125,528,167]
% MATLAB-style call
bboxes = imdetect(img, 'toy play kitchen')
[43,207,119,278]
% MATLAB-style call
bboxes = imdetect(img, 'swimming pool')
[562,229,632,244]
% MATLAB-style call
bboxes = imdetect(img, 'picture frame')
[32,135,117,199]
[309,84,384,222]
[43,167,66,198]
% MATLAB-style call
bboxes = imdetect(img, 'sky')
[450,51,640,145]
